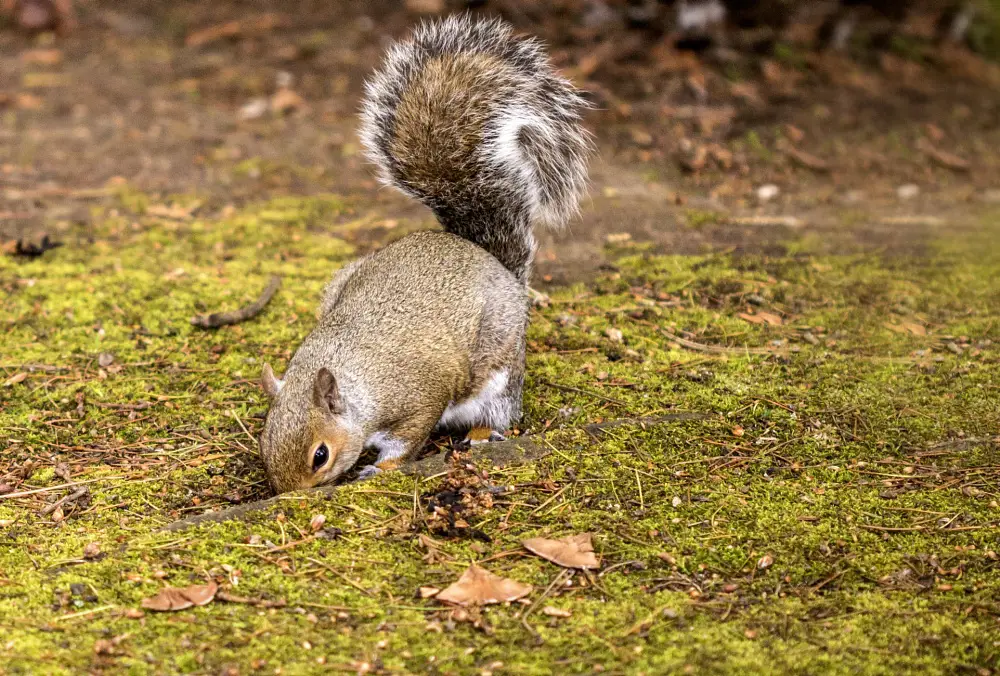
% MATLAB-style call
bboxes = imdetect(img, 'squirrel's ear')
[312,367,344,415]
[261,363,284,398]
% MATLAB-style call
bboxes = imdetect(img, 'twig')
[216,590,287,608]
[537,379,627,407]
[55,605,116,622]
[0,477,123,500]
[661,330,787,355]
[191,276,281,329]
[39,487,89,516]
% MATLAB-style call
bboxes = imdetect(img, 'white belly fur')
[437,370,510,431]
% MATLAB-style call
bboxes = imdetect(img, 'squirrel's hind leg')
[441,321,527,445]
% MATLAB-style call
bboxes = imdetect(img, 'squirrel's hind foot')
[463,427,506,446]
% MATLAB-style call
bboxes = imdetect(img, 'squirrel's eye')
[312,443,330,472]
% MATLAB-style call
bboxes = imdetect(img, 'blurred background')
[2,0,999,282]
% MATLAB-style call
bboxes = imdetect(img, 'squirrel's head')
[258,364,365,494]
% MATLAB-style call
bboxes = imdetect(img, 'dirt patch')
[3,0,1000,285]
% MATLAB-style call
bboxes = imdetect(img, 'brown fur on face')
[259,367,364,493]
[301,410,353,488]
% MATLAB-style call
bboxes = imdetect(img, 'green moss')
[1,196,999,673]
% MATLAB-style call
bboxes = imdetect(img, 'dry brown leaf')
[3,372,28,387]
[185,20,241,47]
[522,533,600,570]
[146,202,201,220]
[15,92,42,110]
[885,321,926,336]
[21,48,63,65]
[405,0,445,13]
[435,565,531,606]
[542,606,572,618]
[739,312,782,326]
[757,554,774,570]
[271,88,305,114]
[141,581,218,612]
[418,586,440,599]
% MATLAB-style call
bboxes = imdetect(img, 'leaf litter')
[522,533,601,570]
[435,565,532,607]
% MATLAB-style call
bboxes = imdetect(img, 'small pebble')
[757,184,780,202]
[238,98,269,121]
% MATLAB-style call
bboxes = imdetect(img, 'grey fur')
[358,14,593,283]
[259,17,590,493]
[260,233,527,493]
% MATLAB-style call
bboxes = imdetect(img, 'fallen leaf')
[146,202,201,220]
[732,426,745,437]
[3,372,28,387]
[238,98,269,121]
[418,586,440,598]
[185,20,241,47]
[542,606,572,618]
[435,565,531,606]
[141,581,218,612]
[271,88,305,114]
[630,127,654,147]
[757,554,774,570]
[21,48,63,65]
[522,533,600,570]
[884,321,926,336]
[15,93,43,110]
[739,311,782,326]
[405,0,445,13]
[22,72,69,88]
[82,543,101,559]
[309,514,326,531]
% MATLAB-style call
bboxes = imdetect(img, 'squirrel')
[257,15,592,493]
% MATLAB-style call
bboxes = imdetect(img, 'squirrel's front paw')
[355,465,382,482]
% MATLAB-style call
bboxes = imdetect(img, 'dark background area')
[2,0,1000,280]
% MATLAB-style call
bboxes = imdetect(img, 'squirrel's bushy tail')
[359,15,592,283]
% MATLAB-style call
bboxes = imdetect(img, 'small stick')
[191,276,281,329]
[537,379,627,407]
[39,487,89,516]
[661,330,786,355]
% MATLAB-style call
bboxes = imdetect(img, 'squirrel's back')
[359,15,592,283]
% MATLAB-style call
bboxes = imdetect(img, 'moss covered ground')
[2,193,999,675]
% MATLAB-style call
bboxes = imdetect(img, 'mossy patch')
[1,196,999,674]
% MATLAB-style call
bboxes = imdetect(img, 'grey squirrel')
[258,16,592,493]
